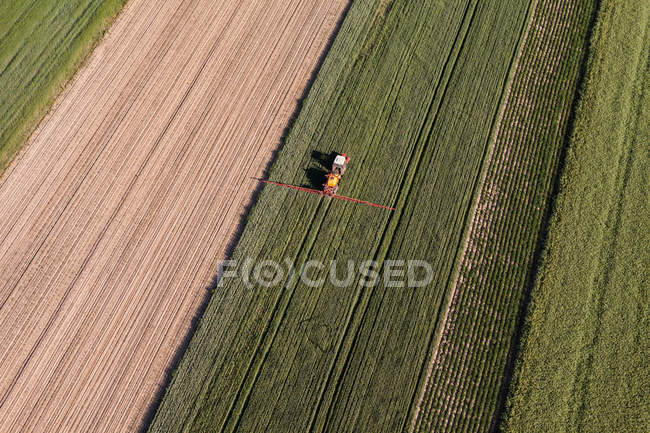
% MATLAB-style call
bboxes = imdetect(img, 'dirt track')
[0,0,348,431]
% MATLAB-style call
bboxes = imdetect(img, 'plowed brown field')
[0,0,348,431]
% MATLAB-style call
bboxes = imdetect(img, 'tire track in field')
[408,0,541,427]
[309,1,480,430]
[218,5,353,416]
[227,1,436,428]
[0,0,40,46]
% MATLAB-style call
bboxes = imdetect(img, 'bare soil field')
[0,0,349,431]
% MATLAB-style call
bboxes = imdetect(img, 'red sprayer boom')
[260,153,395,211]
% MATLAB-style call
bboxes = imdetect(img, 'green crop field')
[503,1,649,432]
[0,0,127,173]
[146,0,601,431]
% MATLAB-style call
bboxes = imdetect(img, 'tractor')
[323,153,349,196]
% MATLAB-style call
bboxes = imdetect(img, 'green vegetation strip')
[0,0,128,174]
[148,0,531,432]
[504,1,649,432]
[411,1,597,431]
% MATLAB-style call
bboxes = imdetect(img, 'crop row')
[411,1,597,432]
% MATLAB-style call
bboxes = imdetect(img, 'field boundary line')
[147,1,365,430]
[212,6,364,431]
